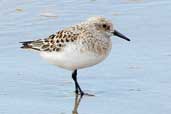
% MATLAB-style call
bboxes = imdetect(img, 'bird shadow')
[72,94,83,114]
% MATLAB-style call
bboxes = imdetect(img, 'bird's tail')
[20,40,44,51]
[20,41,33,49]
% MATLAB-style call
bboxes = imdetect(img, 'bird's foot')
[75,91,95,97]
[83,93,95,97]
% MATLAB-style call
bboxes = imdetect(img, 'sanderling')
[20,16,130,96]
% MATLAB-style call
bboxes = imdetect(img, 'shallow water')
[0,0,171,114]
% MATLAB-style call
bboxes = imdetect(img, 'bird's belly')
[40,50,108,70]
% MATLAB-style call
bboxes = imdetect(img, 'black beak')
[113,30,131,41]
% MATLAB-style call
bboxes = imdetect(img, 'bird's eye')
[102,24,107,28]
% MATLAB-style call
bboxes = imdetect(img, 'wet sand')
[0,0,171,114]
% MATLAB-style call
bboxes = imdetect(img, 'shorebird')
[20,16,130,96]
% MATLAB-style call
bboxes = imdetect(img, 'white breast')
[40,43,111,70]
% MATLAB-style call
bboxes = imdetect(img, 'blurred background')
[0,0,171,114]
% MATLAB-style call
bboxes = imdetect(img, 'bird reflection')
[72,94,83,114]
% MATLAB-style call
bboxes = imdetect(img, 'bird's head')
[87,16,130,41]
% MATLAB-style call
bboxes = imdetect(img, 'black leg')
[72,70,79,94]
[72,70,84,96]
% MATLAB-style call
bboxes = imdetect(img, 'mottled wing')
[20,29,80,52]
